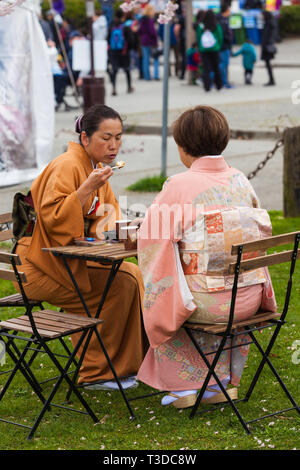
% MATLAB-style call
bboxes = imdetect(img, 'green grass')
[126,175,167,192]
[0,211,300,450]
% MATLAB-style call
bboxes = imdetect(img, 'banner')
[0,0,55,187]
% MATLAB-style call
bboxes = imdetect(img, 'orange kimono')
[15,141,145,384]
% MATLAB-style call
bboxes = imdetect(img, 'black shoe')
[264,82,275,86]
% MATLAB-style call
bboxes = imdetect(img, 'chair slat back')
[0,229,14,242]
[231,231,300,255]
[0,268,27,283]
[0,212,12,225]
[0,251,26,283]
[0,212,13,242]
[229,249,300,274]
[0,251,21,265]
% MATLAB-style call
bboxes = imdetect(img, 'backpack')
[110,24,125,51]
[12,191,36,241]
[201,30,216,49]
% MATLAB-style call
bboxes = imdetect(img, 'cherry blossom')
[120,0,179,24]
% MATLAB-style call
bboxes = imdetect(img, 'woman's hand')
[77,166,113,207]
[86,166,113,192]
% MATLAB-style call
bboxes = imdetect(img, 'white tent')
[0,0,54,187]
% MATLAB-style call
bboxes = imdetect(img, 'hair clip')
[75,114,83,133]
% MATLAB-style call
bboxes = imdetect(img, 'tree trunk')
[283,126,300,217]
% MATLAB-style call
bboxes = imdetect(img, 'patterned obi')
[179,206,271,293]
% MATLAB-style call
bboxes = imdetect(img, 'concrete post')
[283,126,300,217]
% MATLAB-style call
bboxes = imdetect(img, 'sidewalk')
[1,38,298,214]
[106,37,300,138]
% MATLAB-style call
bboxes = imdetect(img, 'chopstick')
[111,165,125,170]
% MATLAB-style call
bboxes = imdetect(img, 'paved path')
[0,135,283,214]
[1,37,298,214]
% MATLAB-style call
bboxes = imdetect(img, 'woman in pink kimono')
[137,106,277,408]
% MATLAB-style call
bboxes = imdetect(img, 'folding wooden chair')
[0,212,78,386]
[0,212,47,379]
[0,212,43,311]
[0,250,101,439]
[183,230,300,434]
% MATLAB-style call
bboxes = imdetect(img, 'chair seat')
[0,293,41,307]
[184,311,281,334]
[0,310,103,339]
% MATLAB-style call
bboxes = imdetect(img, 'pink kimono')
[137,157,277,391]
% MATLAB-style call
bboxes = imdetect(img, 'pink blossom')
[120,0,179,24]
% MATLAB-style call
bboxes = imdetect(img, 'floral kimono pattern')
[137,157,276,391]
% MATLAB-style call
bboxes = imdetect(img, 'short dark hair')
[115,8,124,20]
[203,10,217,31]
[172,106,230,157]
[221,1,231,13]
[75,104,123,143]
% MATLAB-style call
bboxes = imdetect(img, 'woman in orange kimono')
[15,104,145,390]
[137,106,277,408]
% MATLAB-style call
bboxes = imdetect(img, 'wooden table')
[43,242,137,263]
[42,242,138,419]
[43,242,137,319]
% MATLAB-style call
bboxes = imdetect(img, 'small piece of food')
[111,161,126,171]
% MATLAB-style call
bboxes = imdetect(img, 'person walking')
[197,10,223,92]
[100,0,114,27]
[217,2,234,88]
[92,8,108,41]
[261,10,277,86]
[232,39,257,85]
[138,4,160,81]
[186,42,201,85]
[108,8,134,96]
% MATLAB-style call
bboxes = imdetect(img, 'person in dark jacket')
[261,10,277,86]
[197,10,223,92]
[108,8,134,95]
[217,2,234,88]
[138,4,160,81]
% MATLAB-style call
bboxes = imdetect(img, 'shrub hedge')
[41,0,123,31]
[279,5,300,36]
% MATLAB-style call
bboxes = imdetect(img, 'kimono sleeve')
[137,177,197,348]
[35,161,84,246]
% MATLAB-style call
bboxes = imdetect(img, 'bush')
[42,0,90,31]
[279,5,300,36]
[41,0,124,31]
[126,175,168,192]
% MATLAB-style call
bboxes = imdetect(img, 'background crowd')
[39,0,279,109]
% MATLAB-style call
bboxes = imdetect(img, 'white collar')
[201,155,223,159]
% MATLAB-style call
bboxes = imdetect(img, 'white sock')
[161,376,230,405]
[102,377,137,390]
[161,389,198,406]
[202,375,230,399]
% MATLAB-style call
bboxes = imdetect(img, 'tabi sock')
[161,389,198,406]
[161,375,231,405]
